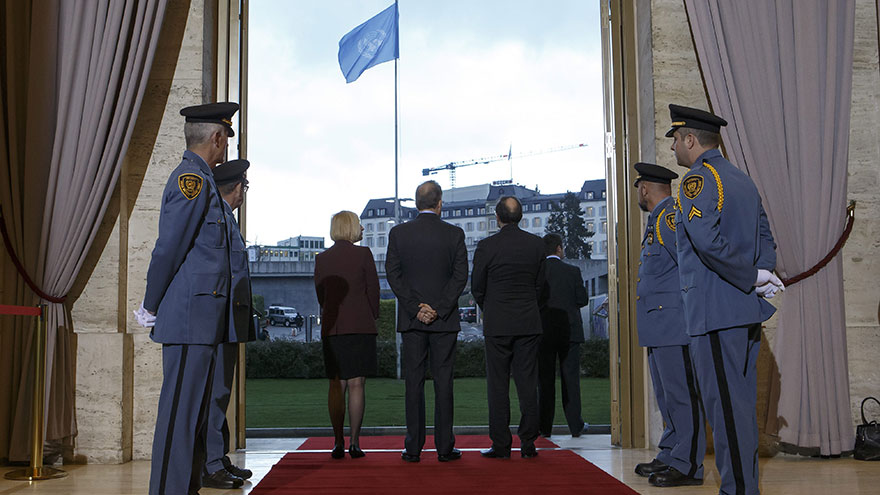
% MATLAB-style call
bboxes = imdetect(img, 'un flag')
[338,3,399,83]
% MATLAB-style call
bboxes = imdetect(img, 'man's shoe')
[401,451,420,463]
[634,458,668,477]
[437,448,462,462]
[225,463,253,479]
[520,445,539,458]
[572,422,589,438]
[203,469,244,489]
[649,467,703,487]
[480,447,510,459]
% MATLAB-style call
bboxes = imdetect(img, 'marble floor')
[1,435,877,494]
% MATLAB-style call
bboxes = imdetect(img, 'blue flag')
[338,3,399,83]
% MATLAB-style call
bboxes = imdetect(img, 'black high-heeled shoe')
[349,445,365,458]
[331,443,345,459]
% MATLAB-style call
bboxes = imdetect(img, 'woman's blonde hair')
[330,210,362,242]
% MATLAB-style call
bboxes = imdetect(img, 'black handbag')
[854,397,880,461]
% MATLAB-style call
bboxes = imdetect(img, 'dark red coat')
[314,240,380,336]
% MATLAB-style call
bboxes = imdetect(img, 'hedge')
[246,337,609,379]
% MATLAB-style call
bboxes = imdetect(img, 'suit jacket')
[635,196,688,347]
[385,212,468,332]
[224,201,255,343]
[472,224,545,337]
[540,257,588,343]
[145,151,231,344]
[314,240,380,336]
[676,148,777,336]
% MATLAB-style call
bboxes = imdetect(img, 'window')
[453,209,462,217]
[520,219,529,228]
[479,207,486,215]
[467,208,474,216]
[377,253,385,261]
[320,240,324,248]
[523,204,530,212]
[601,240,608,253]
[378,222,386,232]
[490,219,497,229]
[378,236,386,247]
[587,221,595,232]
[534,203,541,211]
[600,206,607,216]
[466,222,474,232]
[366,223,373,232]
[601,220,607,234]
[586,206,594,216]
[367,209,374,217]
[442,211,450,218]
[601,190,606,199]
[479,221,486,230]
[587,192,594,199]
[365,236,374,247]
[533,217,542,228]
[378,208,387,216]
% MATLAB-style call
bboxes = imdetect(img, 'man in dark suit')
[537,233,588,438]
[386,180,469,463]
[472,196,545,459]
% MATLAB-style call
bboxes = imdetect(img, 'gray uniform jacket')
[223,201,255,342]
[675,148,777,336]
[144,150,232,344]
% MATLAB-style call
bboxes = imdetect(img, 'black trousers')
[538,338,584,435]
[402,330,457,456]
[485,334,541,454]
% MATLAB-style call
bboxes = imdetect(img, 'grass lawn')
[246,377,610,428]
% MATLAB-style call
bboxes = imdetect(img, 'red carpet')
[253,438,639,495]
[297,434,557,450]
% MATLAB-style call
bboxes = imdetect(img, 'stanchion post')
[5,304,67,481]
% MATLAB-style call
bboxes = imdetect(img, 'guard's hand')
[134,302,156,328]
[756,282,779,299]
[754,269,785,291]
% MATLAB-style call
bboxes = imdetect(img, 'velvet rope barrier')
[0,206,65,303]
[780,201,856,287]
[0,304,43,317]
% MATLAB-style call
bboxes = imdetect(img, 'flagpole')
[393,0,401,381]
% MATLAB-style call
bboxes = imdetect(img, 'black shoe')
[649,467,703,487]
[203,468,244,489]
[401,451,420,463]
[480,447,510,459]
[520,445,539,458]
[572,422,588,438]
[331,443,345,459]
[438,448,462,462]
[349,445,365,458]
[225,463,252,479]
[634,458,668,477]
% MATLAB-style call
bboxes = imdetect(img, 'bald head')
[416,180,442,211]
[495,196,523,226]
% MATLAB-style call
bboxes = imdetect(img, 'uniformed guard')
[201,159,257,489]
[633,162,706,488]
[667,104,783,495]
[142,102,240,495]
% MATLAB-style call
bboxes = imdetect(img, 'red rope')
[780,201,856,287]
[0,206,66,303]
[0,304,42,316]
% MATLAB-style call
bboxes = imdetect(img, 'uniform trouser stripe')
[709,332,745,495]
[681,346,701,478]
[158,347,188,495]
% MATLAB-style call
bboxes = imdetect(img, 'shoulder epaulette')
[655,208,667,245]
[702,161,724,212]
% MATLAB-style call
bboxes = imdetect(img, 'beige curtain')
[1,0,168,461]
[684,0,856,455]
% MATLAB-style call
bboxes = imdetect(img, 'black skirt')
[322,334,377,380]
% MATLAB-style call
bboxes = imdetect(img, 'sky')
[246,0,606,246]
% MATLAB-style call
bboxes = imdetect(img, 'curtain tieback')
[780,201,856,287]
[0,206,66,303]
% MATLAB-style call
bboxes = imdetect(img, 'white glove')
[756,283,779,299]
[134,302,156,328]
[755,269,784,289]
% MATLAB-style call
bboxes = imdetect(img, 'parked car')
[459,306,477,323]
[267,306,302,327]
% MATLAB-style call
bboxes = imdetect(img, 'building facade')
[249,235,326,262]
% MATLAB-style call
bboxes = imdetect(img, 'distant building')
[358,180,608,261]
[247,235,326,262]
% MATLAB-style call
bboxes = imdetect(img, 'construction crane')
[421,143,588,187]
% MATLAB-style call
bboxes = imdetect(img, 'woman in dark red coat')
[314,210,380,459]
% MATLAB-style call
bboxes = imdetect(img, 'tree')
[545,191,594,259]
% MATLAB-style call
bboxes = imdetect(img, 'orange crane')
[421,143,588,187]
